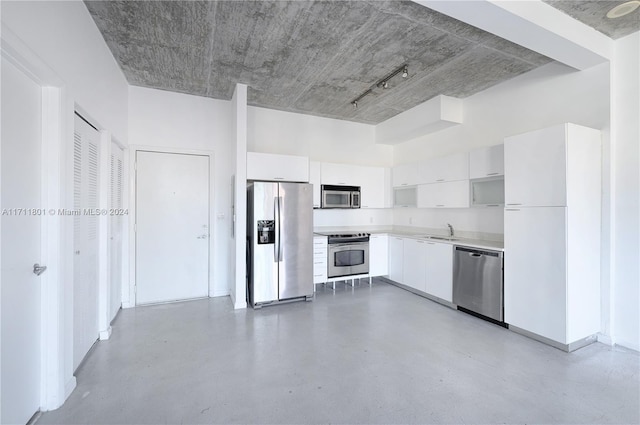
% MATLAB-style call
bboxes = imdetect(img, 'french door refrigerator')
[247,181,314,308]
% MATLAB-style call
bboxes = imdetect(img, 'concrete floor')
[38,279,639,424]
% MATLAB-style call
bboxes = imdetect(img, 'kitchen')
[1,1,638,424]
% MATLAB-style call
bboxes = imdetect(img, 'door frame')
[1,27,75,412]
[126,146,215,307]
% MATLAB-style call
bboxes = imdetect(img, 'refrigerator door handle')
[274,196,280,262]
[276,196,284,262]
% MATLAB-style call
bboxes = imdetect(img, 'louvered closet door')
[73,113,100,371]
[109,144,124,321]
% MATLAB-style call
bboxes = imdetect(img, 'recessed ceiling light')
[606,0,640,19]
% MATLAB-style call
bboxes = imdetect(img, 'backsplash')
[393,207,504,241]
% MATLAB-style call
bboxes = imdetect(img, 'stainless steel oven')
[326,233,369,278]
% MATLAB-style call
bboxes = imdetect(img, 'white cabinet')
[504,123,601,350]
[246,152,309,182]
[393,186,417,208]
[360,166,386,208]
[417,180,469,208]
[469,144,504,179]
[403,239,427,292]
[309,161,321,208]
[320,162,387,209]
[388,237,404,283]
[419,152,469,184]
[504,125,567,207]
[392,163,419,187]
[313,236,328,284]
[505,208,567,343]
[320,162,356,185]
[424,242,453,302]
[369,234,389,277]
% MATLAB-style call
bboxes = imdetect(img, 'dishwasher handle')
[455,246,503,258]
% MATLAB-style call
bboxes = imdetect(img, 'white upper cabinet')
[504,125,567,207]
[320,162,386,208]
[392,163,419,187]
[417,180,470,208]
[469,144,504,179]
[359,166,386,209]
[320,162,357,186]
[419,152,469,183]
[309,161,321,208]
[246,152,309,182]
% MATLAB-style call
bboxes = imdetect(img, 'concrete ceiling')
[543,0,640,40]
[85,0,554,124]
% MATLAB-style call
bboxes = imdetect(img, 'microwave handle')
[351,191,360,208]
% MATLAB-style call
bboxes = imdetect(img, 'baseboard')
[597,333,614,346]
[509,325,598,352]
[99,326,112,340]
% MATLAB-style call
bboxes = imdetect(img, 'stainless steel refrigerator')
[247,181,314,308]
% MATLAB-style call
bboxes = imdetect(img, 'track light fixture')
[349,64,408,110]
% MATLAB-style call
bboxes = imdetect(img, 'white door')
[109,144,124,320]
[1,57,42,424]
[73,113,100,370]
[136,151,209,304]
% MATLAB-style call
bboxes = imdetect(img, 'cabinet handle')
[506,203,522,206]
[505,208,520,211]
[401,183,408,186]
[486,172,500,176]
[436,179,445,182]
[486,204,500,207]
[274,177,284,180]
[436,204,445,207]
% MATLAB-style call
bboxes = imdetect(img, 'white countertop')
[314,226,504,251]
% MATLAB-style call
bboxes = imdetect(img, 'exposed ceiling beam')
[413,0,612,70]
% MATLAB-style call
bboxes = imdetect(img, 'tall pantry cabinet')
[504,123,601,351]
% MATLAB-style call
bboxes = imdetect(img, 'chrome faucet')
[447,223,454,237]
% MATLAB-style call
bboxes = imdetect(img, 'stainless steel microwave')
[321,185,360,209]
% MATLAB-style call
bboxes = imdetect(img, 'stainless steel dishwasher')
[453,246,504,324]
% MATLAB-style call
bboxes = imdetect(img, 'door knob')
[33,263,47,276]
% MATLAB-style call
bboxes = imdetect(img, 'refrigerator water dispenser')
[257,220,275,244]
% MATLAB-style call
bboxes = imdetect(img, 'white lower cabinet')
[403,239,427,292]
[505,207,569,344]
[424,242,453,302]
[388,237,404,283]
[313,236,328,284]
[369,234,389,276]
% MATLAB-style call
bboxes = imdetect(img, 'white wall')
[2,0,131,410]
[1,1,129,143]
[610,32,639,351]
[247,106,392,166]
[128,86,234,298]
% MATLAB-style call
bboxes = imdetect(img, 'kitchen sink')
[411,234,459,241]
[426,235,459,241]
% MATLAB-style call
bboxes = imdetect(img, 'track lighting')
[349,64,408,110]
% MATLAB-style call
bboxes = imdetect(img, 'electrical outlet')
[409,217,413,224]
